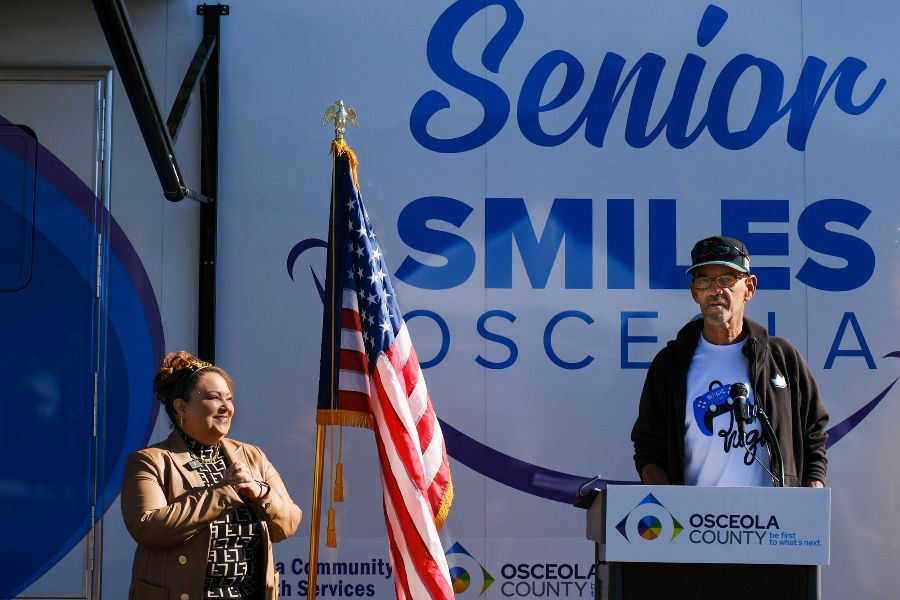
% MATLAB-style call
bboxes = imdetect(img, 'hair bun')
[153,350,204,403]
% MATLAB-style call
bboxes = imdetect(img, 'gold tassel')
[334,462,344,502]
[326,506,337,548]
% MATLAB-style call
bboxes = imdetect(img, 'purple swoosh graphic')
[287,238,327,301]
[290,238,900,503]
[825,351,900,448]
[438,418,635,503]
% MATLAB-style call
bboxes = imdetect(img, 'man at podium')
[631,236,828,488]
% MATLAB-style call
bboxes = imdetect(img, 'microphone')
[729,383,751,446]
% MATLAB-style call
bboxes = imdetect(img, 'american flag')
[317,141,454,599]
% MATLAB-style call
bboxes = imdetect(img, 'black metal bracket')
[196,4,225,363]
[167,33,216,143]
[197,4,230,16]
[91,1,228,361]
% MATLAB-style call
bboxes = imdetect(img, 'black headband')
[171,363,213,401]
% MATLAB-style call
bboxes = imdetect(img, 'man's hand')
[640,464,670,485]
[803,479,824,488]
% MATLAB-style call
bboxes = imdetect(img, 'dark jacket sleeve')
[796,352,829,484]
[632,353,672,481]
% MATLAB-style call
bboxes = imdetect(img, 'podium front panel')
[605,485,830,565]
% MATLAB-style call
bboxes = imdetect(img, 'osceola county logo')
[615,493,684,543]
[445,542,495,596]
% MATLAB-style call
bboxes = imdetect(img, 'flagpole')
[307,423,327,600]
[308,102,357,600]
[307,100,454,598]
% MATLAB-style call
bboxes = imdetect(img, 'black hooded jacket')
[631,317,828,486]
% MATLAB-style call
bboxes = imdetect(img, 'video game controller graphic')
[693,385,734,436]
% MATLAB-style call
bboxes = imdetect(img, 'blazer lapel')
[221,437,245,468]
[165,430,207,489]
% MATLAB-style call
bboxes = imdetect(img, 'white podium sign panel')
[606,485,830,565]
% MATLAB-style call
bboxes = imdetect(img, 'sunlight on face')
[178,372,234,445]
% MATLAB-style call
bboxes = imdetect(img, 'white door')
[0,68,112,600]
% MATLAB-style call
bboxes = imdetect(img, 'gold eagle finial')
[322,100,358,141]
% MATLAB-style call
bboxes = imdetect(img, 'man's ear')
[744,274,758,301]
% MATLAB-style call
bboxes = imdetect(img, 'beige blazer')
[121,431,302,600]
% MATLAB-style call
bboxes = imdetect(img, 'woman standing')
[121,351,302,600]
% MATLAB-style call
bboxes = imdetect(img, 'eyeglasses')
[692,273,747,289]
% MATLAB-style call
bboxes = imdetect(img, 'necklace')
[179,428,223,465]
[189,443,222,465]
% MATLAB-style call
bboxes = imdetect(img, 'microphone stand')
[752,405,785,488]
[731,383,785,488]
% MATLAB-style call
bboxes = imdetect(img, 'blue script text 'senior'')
[410,1,886,153]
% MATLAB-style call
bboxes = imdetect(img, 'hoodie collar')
[674,316,768,356]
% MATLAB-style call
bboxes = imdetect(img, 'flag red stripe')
[373,364,429,493]
[383,499,413,600]
[381,465,428,599]
[383,344,436,458]
[416,396,437,455]
[384,342,404,378]
[381,339,449,520]
[341,307,362,331]
[372,415,454,599]
[339,348,367,373]
[335,390,370,414]
[403,348,437,454]
[400,343,419,397]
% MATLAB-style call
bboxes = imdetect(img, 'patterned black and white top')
[180,431,263,599]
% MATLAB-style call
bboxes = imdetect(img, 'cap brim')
[686,260,750,274]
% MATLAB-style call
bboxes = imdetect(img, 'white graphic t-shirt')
[684,335,771,486]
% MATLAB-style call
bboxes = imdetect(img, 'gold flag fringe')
[316,409,374,430]
[330,139,359,190]
[434,478,454,531]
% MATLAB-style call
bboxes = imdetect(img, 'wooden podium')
[581,485,830,600]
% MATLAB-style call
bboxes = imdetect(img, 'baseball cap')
[686,236,751,274]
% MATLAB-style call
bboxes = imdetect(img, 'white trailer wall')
[2,1,898,599]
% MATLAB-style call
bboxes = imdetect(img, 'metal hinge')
[93,371,99,438]
[95,233,103,299]
[98,96,107,166]
[87,506,96,574]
